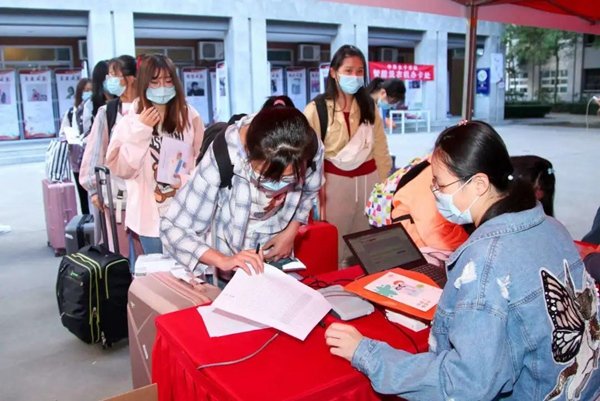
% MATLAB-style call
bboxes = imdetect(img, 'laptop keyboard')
[412,263,447,288]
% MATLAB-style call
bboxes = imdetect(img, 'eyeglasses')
[430,178,464,193]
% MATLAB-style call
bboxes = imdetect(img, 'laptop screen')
[344,224,426,274]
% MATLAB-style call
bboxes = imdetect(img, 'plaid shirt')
[160,116,324,274]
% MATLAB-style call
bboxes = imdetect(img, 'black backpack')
[105,98,120,136]
[313,95,328,141]
[195,122,234,189]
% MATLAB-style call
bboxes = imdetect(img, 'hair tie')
[458,119,469,126]
[507,174,514,181]
[273,99,286,107]
[547,168,554,175]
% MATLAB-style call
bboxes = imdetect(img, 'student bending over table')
[160,106,324,284]
[325,120,600,401]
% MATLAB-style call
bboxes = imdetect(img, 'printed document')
[198,305,267,337]
[157,136,192,185]
[365,271,443,312]
[211,264,331,340]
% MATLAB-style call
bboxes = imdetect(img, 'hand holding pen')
[215,243,264,275]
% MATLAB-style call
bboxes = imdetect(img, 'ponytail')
[480,177,536,225]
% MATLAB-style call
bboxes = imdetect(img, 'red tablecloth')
[152,266,430,401]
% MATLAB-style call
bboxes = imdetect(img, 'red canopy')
[331,0,599,118]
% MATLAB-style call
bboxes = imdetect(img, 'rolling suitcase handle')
[95,165,120,254]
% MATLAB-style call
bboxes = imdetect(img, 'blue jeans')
[139,236,163,254]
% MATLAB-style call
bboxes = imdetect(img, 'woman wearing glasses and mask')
[160,105,323,285]
[325,121,600,401]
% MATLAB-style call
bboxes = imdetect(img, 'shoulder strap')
[314,95,328,142]
[67,108,74,125]
[106,98,120,137]
[212,130,234,189]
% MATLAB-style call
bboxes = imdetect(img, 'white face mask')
[433,177,480,225]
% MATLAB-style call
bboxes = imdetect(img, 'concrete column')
[87,9,115,69]
[249,17,269,112]
[354,24,369,62]
[473,36,491,120]
[112,11,136,58]
[416,30,448,122]
[474,35,504,122]
[224,15,252,116]
[331,23,355,55]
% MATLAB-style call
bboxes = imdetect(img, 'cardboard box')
[102,384,157,401]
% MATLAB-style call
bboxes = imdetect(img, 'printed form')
[210,264,331,340]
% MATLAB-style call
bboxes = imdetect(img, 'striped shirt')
[160,116,324,275]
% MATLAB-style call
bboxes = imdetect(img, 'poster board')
[270,67,284,96]
[319,63,330,94]
[182,67,210,124]
[0,69,21,141]
[285,67,307,110]
[215,62,230,122]
[209,69,217,123]
[55,69,82,119]
[308,68,320,101]
[19,69,56,139]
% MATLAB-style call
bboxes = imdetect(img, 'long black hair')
[511,155,555,216]
[433,120,536,225]
[74,78,91,108]
[324,45,375,125]
[91,60,111,118]
[366,77,406,104]
[246,106,318,183]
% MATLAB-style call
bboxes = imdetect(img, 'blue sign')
[476,68,490,95]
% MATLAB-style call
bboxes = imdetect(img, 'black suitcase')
[56,166,131,347]
[64,214,94,254]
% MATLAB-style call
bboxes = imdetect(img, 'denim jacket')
[352,204,600,401]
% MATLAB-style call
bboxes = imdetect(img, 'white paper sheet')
[211,264,331,340]
[198,305,267,337]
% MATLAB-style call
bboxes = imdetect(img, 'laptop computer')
[343,224,447,288]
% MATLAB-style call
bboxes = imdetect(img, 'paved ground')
[0,118,598,400]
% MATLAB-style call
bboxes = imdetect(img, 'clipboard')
[344,268,440,321]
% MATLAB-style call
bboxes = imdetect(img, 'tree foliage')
[503,25,577,103]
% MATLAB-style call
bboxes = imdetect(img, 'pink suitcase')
[127,272,221,388]
[42,179,78,256]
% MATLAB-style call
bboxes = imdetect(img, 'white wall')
[0,0,505,121]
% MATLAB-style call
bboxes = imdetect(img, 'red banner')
[369,62,434,81]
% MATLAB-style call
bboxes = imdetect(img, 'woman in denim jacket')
[326,121,600,401]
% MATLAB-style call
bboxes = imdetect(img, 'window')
[584,34,597,47]
[559,87,567,93]
[583,69,600,91]
[135,46,195,66]
[2,46,72,63]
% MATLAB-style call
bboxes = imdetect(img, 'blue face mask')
[378,99,391,111]
[433,177,479,225]
[146,86,176,105]
[105,76,126,96]
[247,164,295,195]
[338,74,364,95]
[82,91,92,102]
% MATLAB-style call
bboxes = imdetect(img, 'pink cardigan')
[106,102,204,237]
